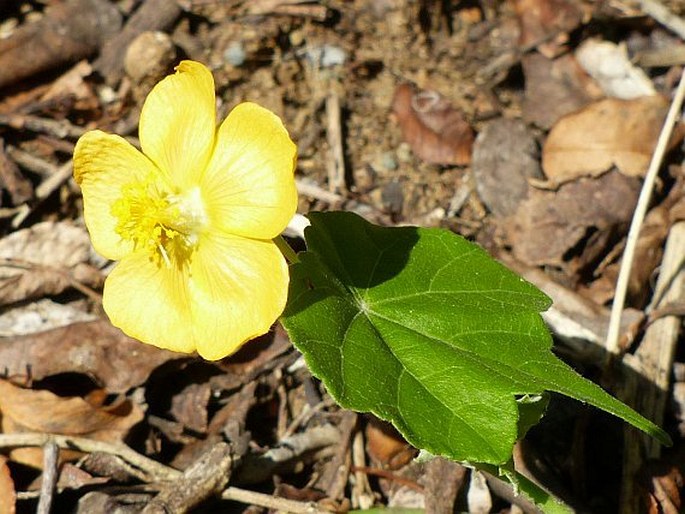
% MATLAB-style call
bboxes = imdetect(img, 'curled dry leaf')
[365,417,417,470]
[542,96,684,185]
[0,456,15,514]
[0,320,184,394]
[506,170,640,272]
[0,298,96,337]
[522,52,600,130]
[0,221,102,306]
[576,39,656,100]
[392,83,473,166]
[0,378,143,468]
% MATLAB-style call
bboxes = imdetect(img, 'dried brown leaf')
[506,170,640,270]
[542,96,683,185]
[392,83,473,166]
[0,320,184,393]
[366,417,416,470]
[171,382,211,434]
[0,456,15,514]
[645,463,683,514]
[0,379,143,467]
[0,221,101,306]
[522,52,600,130]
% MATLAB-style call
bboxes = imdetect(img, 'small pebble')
[289,28,305,47]
[303,44,347,68]
[224,41,246,67]
[124,31,176,85]
[380,152,398,171]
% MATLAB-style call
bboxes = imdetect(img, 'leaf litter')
[0,0,684,512]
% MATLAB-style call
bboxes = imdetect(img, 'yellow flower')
[73,61,297,360]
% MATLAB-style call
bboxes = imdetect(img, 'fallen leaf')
[645,462,683,514]
[542,96,682,184]
[576,39,656,99]
[506,170,640,272]
[522,52,600,130]
[0,298,95,336]
[0,379,143,468]
[0,456,16,514]
[0,221,102,306]
[366,417,417,471]
[471,118,542,217]
[514,0,583,58]
[392,83,473,166]
[171,382,211,434]
[0,320,184,393]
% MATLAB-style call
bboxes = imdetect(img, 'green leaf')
[282,212,670,465]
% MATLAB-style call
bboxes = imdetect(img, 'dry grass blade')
[605,67,685,355]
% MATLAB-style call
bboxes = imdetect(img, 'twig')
[0,0,121,88]
[624,0,685,40]
[296,178,345,205]
[35,159,75,200]
[235,424,340,484]
[605,68,685,355]
[0,433,180,482]
[12,159,74,228]
[350,466,425,493]
[619,221,685,513]
[320,411,356,502]
[476,29,565,84]
[6,146,58,177]
[351,429,374,509]
[141,443,234,514]
[0,430,337,512]
[0,114,87,140]
[221,486,327,513]
[325,85,347,195]
[36,439,59,514]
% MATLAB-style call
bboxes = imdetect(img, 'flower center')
[112,181,207,267]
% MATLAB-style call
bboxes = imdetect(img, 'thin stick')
[274,235,300,264]
[37,439,59,514]
[628,0,685,40]
[606,69,685,355]
[325,86,347,195]
[0,432,335,513]
[12,160,74,228]
[296,178,345,205]
[0,433,181,482]
[221,487,326,513]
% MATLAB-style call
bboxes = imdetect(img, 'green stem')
[274,235,299,265]
[475,462,573,514]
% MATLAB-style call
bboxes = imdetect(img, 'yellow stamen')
[112,181,207,267]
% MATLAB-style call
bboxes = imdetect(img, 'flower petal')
[139,60,216,190]
[189,232,289,360]
[103,252,196,354]
[201,102,298,240]
[73,130,159,260]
